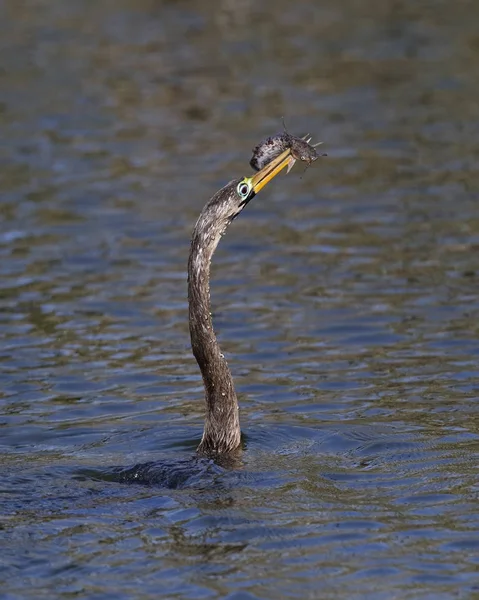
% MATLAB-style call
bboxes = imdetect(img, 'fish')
[250,131,324,174]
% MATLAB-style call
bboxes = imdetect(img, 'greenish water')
[1,1,479,598]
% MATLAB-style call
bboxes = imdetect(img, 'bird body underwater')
[189,134,321,456]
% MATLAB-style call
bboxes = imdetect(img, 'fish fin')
[286,156,297,173]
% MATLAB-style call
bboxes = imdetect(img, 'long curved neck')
[188,188,241,455]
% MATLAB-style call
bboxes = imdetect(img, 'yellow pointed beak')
[250,149,292,195]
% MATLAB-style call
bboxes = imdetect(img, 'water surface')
[1,1,479,598]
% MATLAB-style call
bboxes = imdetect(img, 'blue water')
[1,1,479,598]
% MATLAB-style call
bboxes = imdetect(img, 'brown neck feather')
[188,180,244,455]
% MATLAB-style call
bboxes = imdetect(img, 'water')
[1,1,479,598]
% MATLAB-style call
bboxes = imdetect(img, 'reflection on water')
[1,0,479,598]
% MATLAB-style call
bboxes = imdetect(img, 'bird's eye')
[237,180,252,199]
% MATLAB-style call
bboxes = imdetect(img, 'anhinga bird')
[110,136,321,486]
[188,148,296,456]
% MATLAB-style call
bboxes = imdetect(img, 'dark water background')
[1,1,479,598]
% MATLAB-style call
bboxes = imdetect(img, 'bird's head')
[195,148,293,241]
[233,147,292,210]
